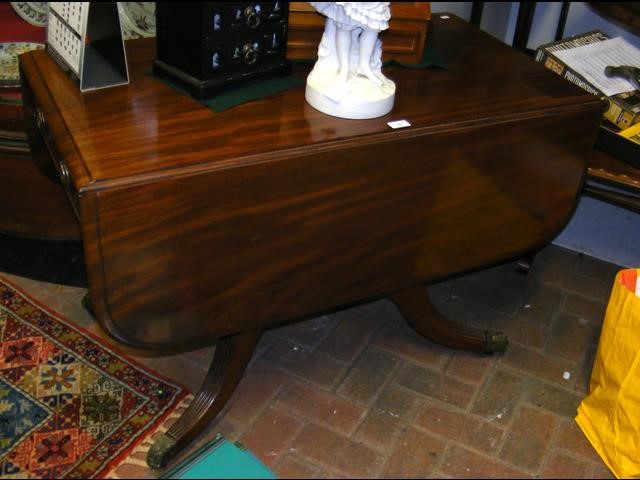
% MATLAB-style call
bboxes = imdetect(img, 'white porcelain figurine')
[305,2,396,119]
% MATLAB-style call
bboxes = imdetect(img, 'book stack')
[535,31,640,168]
[535,30,640,130]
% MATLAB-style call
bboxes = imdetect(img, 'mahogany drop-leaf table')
[19,14,603,468]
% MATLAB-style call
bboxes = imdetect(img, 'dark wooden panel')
[0,233,86,286]
[585,147,640,211]
[88,109,597,347]
[0,103,27,142]
[0,152,81,239]
[0,98,80,239]
[588,148,640,192]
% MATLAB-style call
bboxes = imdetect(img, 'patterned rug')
[0,277,189,478]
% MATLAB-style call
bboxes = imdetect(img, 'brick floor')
[1,244,620,478]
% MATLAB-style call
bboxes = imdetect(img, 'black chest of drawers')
[153,2,291,99]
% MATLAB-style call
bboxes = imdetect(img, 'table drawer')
[21,75,80,219]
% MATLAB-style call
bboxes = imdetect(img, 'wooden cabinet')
[287,2,431,63]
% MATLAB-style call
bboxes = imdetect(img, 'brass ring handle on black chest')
[244,6,261,29]
[243,43,258,66]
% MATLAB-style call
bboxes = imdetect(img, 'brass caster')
[483,330,508,353]
[147,434,177,469]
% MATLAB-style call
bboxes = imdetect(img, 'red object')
[0,2,46,43]
[620,269,638,294]
[0,2,46,100]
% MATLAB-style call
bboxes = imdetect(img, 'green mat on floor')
[162,435,276,479]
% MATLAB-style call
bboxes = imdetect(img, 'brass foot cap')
[147,434,177,469]
[484,331,509,353]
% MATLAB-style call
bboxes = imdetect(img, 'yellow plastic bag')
[576,269,640,479]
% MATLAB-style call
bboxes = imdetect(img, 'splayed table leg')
[147,328,263,469]
[390,285,508,353]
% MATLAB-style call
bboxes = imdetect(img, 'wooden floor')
[1,244,619,478]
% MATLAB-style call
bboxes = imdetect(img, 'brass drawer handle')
[34,108,46,132]
[33,107,71,188]
[244,6,261,29]
[243,43,258,66]
[57,159,70,187]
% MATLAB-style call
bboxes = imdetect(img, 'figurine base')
[305,69,395,119]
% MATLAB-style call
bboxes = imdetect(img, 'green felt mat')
[292,45,448,70]
[152,46,447,113]
[162,435,276,479]
[151,72,305,113]
[385,46,448,69]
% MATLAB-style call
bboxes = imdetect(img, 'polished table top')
[21,14,602,192]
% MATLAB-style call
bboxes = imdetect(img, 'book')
[620,119,640,146]
[595,121,640,169]
[161,435,276,479]
[535,31,640,130]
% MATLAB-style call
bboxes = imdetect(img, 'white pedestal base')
[305,69,396,120]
